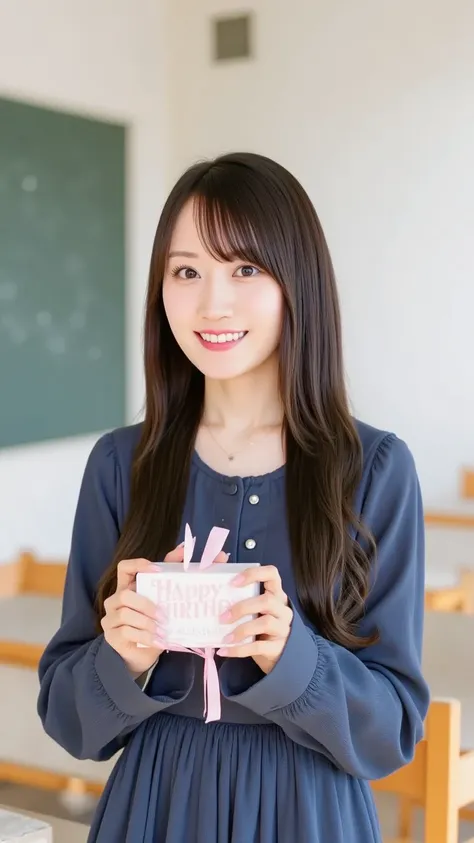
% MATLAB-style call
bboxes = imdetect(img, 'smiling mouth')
[195,331,248,350]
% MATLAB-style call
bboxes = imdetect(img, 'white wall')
[0,0,166,561]
[165,0,474,506]
[1,0,473,562]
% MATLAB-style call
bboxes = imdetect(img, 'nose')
[198,274,234,321]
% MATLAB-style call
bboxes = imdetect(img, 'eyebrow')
[168,251,199,259]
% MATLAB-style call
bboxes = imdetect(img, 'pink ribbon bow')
[156,524,229,723]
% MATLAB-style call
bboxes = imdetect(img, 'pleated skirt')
[88,712,381,843]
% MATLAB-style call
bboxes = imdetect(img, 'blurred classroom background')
[0,1,473,841]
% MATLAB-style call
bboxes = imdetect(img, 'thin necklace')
[203,424,255,462]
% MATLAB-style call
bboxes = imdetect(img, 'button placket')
[239,479,268,561]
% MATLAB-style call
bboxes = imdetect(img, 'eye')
[171,265,200,280]
[233,265,261,278]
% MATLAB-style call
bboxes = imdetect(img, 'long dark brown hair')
[96,152,377,649]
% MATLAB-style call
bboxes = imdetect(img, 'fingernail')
[216,648,229,657]
[154,636,165,647]
[223,633,234,644]
[232,574,245,585]
[178,541,185,547]
[220,610,232,622]
[155,608,164,621]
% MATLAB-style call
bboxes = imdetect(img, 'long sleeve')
[37,432,194,762]
[219,434,430,780]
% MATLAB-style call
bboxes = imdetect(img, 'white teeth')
[199,331,245,344]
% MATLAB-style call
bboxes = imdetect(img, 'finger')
[216,640,273,659]
[164,544,185,563]
[233,565,281,588]
[223,592,290,623]
[110,588,162,620]
[117,626,165,649]
[214,550,229,563]
[224,615,284,643]
[233,566,287,603]
[116,558,158,592]
[103,606,161,635]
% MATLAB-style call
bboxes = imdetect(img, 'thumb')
[163,543,185,563]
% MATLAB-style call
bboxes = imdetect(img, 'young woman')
[38,152,429,843]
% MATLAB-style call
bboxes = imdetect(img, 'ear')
[199,526,230,570]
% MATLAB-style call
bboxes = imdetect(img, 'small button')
[224,482,238,496]
[249,494,259,505]
[245,538,256,550]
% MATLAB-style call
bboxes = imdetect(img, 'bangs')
[192,188,276,275]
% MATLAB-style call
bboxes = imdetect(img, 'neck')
[202,354,283,433]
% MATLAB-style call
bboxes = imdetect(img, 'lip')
[194,331,247,352]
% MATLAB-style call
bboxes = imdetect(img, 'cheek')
[162,282,193,334]
[249,283,284,334]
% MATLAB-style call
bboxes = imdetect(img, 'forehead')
[169,200,200,249]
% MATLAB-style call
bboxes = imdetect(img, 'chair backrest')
[462,468,474,500]
[15,551,66,597]
[459,569,474,613]
[371,699,461,843]
[425,585,470,613]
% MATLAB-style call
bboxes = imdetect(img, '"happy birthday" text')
[151,578,232,620]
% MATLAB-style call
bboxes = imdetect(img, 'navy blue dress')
[37,420,429,843]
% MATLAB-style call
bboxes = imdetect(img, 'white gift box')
[136,562,260,649]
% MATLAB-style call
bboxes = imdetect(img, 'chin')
[178,339,278,381]
[185,350,259,381]
[194,362,252,381]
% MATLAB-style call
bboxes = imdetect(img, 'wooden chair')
[425,584,469,613]
[425,568,474,614]
[0,550,66,597]
[380,609,474,839]
[423,611,474,828]
[372,698,474,842]
[461,468,474,500]
[459,569,474,613]
[0,551,66,669]
[0,551,112,799]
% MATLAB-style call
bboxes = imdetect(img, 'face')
[162,200,284,381]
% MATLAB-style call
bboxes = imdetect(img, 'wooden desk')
[0,595,61,668]
[425,505,474,529]
[0,594,114,796]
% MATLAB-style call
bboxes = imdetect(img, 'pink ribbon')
[156,640,221,723]
[157,524,229,723]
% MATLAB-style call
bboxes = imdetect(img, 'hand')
[216,565,293,674]
[101,557,165,678]
[102,544,229,679]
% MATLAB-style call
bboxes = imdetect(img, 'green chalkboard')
[0,97,126,449]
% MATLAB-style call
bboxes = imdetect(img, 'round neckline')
[191,449,286,484]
